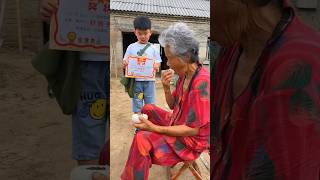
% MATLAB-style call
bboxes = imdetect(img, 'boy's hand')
[40,0,58,24]
[154,63,160,72]
[122,59,128,69]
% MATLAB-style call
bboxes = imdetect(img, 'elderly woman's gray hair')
[159,23,200,63]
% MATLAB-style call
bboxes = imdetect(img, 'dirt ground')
[0,48,75,180]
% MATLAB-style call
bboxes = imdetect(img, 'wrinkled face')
[134,29,152,44]
[212,0,248,47]
[164,46,187,76]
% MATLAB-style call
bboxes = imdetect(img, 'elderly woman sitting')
[121,23,210,180]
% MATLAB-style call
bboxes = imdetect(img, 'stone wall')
[2,0,43,51]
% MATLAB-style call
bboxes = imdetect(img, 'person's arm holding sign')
[40,0,57,24]
[122,45,132,69]
[154,62,160,72]
[122,58,129,69]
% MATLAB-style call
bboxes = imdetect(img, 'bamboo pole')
[0,0,6,47]
[113,48,118,79]
[16,0,23,52]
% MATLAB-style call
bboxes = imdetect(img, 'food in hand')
[168,69,174,75]
[167,69,175,85]
[132,114,140,123]
[141,114,148,120]
[131,113,148,123]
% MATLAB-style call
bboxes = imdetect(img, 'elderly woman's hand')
[133,116,156,132]
[161,69,174,89]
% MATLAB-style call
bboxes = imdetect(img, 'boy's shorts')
[72,61,109,160]
[132,81,156,113]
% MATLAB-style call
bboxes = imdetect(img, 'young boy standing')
[123,16,162,114]
[39,0,108,166]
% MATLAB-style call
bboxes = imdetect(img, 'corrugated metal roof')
[110,0,210,18]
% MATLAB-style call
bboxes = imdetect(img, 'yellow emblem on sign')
[67,32,77,42]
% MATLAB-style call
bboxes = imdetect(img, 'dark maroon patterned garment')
[211,2,320,180]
